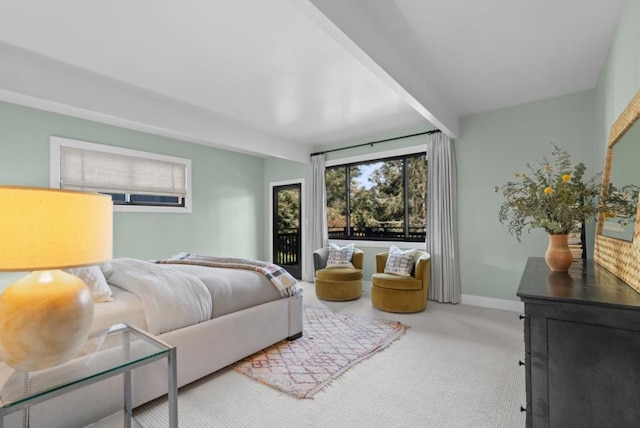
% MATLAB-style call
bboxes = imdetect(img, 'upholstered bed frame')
[5,293,303,428]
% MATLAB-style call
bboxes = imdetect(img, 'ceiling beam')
[296,0,460,139]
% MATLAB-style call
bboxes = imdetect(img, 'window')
[326,152,426,242]
[50,136,192,213]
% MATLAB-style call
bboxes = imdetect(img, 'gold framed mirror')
[594,89,640,293]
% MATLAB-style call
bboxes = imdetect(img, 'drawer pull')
[520,406,527,412]
[518,360,525,366]
[519,314,526,320]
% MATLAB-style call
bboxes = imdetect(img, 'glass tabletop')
[0,323,170,410]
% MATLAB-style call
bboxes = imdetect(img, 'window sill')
[328,239,426,250]
[114,205,191,213]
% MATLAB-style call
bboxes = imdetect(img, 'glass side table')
[0,323,177,428]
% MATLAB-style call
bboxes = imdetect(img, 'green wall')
[594,0,640,166]
[456,90,596,300]
[0,102,266,290]
[450,1,639,303]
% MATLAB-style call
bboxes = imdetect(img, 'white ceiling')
[0,0,628,162]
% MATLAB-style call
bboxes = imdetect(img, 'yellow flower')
[497,144,635,242]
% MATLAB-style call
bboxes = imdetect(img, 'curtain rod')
[310,129,441,157]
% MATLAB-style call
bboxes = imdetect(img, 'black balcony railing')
[328,226,426,241]
[276,229,299,266]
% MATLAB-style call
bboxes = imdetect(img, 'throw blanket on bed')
[108,258,213,335]
[159,252,300,296]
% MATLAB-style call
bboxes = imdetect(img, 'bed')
[2,256,303,428]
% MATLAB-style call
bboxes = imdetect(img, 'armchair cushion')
[316,267,363,282]
[371,273,422,291]
[326,243,355,268]
[384,245,417,276]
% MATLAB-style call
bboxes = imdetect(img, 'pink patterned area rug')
[233,305,407,398]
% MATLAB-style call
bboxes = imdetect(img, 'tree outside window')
[326,153,427,241]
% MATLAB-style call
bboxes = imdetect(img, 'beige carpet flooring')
[135,281,527,428]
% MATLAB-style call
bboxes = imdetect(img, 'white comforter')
[108,258,212,335]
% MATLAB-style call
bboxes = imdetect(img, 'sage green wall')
[0,101,266,290]
[453,1,640,302]
[456,90,596,300]
[594,0,640,167]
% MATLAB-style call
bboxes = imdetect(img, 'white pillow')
[64,265,113,303]
[384,245,417,277]
[326,243,355,268]
[99,262,113,280]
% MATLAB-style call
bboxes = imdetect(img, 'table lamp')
[0,186,113,372]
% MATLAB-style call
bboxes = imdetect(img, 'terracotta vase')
[544,233,574,272]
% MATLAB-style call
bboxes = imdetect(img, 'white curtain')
[303,154,328,281]
[426,133,461,303]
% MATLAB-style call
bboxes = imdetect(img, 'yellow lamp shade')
[0,186,113,271]
[0,186,113,372]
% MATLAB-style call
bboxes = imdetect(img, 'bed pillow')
[99,261,113,280]
[326,243,355,268]
[384,245,417,277]
[64,265,113,302]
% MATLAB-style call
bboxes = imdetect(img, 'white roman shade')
[60,146,187,197]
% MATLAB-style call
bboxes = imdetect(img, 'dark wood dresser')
[517,257,640,428]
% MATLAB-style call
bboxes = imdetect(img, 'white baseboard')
[460,294,524,313]
[363,280,523,313]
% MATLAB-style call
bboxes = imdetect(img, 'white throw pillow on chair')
[384,245,417,276]
[326,243,355,268]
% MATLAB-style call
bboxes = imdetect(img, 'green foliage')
[325,167,347,228]
[325,155,427,234]
[495,144,603,241]
[277,189,299,231]
[407,155,427,227]
[370,160,404,224]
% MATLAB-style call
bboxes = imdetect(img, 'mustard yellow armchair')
[313,247,364,301]
[371,251,430,313]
